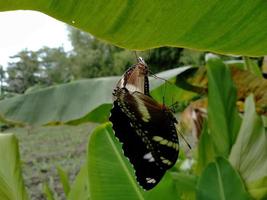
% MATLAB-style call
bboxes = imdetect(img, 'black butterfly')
[109,58,179,190]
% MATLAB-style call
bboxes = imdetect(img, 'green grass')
[4,123,97,200]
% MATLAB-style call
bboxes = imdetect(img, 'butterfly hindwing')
[110,100,165,189]
[110,88,179,190]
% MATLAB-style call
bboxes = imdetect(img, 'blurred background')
[0,10,262,200]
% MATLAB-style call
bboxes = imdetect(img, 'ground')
[4,123,97,200]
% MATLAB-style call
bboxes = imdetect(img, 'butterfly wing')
[110,88,179,190]
[116,59,149,95]
[110,100,165,190]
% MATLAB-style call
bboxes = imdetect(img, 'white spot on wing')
[146,177,156,184]
[143,152,155,162]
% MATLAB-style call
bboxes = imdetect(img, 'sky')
[0,10,72,69]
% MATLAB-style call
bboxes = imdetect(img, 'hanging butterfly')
[109,57,179,190]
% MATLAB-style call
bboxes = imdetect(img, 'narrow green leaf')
[87,123,179,200]
[42,182,56,200]
[67,165,90,200]
[56,166,71,197]
[243,57,262,77]
[1,1,267,55]
[229,95,267,199]
[0,133,29,200]
[195,121,216,174]
[197,157,251,200]
[207,56,241,157]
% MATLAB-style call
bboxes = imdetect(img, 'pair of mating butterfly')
[109,57,180,190]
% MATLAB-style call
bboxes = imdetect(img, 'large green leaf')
[1,1,267,55]
[0,77,117,126]
[87,123,179,200]
[0,67,188,126]
[207,56,241,157]
[229,95,267,199]
[0,133,29,200]
[196,157,251,200]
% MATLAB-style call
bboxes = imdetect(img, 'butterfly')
[109,57,179,190]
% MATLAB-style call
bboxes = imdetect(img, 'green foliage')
[4,47,72,94]
[145,47,183,72]
[243,57,262,77]
[2,27,205,95]
[0,133,29,200]
[0,58,266,199]
[0,2,267,198]
[195,121,215,174]
[0,65,4,96]
[10,123,93,200]
[42,182,57,200]
[87,123,179,200]
[229,95,267,199]
[171,172,197,200]
[67,165,90,200]
[207,56,241,157]
[56,166,71,197]
[38,47,73,84]
[0,68,185,126]
[6,50,41,93]
[68,27,131,78]
[196,157,251,200]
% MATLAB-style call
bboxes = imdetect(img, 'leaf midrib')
[216,162,226,200]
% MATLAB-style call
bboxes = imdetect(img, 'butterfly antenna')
[148,70,173,85]
[176,123,191,150]
[169,101,178,112]
[134,51,138,62]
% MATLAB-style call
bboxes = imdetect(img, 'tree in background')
[68,27,133,78]
[38,47,73,84]
[0,65,4,95]
[5,50,41,93]
[146,47,184,72]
